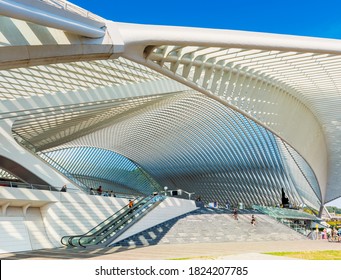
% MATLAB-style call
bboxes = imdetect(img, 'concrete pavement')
[1,239,340,260]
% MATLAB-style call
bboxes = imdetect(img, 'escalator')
[61,194,165,248]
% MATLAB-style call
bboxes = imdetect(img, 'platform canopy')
[1,0,341,209]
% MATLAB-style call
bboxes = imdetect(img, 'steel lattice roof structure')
[1,0,341,211]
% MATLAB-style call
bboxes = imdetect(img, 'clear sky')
[71,0,341,39]
[69,0,341,208]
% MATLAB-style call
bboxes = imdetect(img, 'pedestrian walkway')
[217,253,298,260]
[0,240,339,260]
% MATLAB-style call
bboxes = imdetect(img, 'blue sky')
[71,0,341,39]
[70,0,341,208]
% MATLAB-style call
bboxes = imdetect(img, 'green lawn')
[265,250,341,260]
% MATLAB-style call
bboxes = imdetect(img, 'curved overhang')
[0,155,48,185]
[0,0,341,207]
[40,146,162,195]
[112,23,334,203]
[58,91,322,208]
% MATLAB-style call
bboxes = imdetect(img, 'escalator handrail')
[100,194,166,245]
[81,194,165,247]
[77,195,159,247]
[71,196,148,247]
[60,196,144,246]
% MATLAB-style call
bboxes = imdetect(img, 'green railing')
[253,205,317,236]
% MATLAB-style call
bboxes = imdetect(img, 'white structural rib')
[0,0,106,38]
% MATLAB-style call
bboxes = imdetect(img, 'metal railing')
[253,205,316,236]
[0,180,80,192]
[0,180,140,198]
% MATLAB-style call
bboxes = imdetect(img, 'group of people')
[90,186,116,197]
[61,184,118,197]
[232,208,256,226]
[326,227,341,242]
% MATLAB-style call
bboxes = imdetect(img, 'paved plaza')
[1,240,339,260]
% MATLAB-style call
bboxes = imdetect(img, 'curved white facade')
[0,0,340,210]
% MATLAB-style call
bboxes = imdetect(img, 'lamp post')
[164,186,168,196]
[188,192,195,200]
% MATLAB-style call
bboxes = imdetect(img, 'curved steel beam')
[0,0,106,38]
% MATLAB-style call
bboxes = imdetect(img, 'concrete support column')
[0,119,76,188]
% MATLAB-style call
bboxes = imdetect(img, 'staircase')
[112,207,307,247]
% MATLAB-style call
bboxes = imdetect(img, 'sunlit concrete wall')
[0,207,58,253]
[0,187,128,253]
[0,215,32,253]
[42,192,129,247]
[112,197,198,244]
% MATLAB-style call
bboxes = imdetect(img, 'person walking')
[251,215,256,226]
[128,200,134,208]
[233,208,238,220]
[60,184,67,192]
[225,200,230,210]
[128,200,134,213]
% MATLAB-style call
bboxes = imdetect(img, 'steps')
[112,207,307,247]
